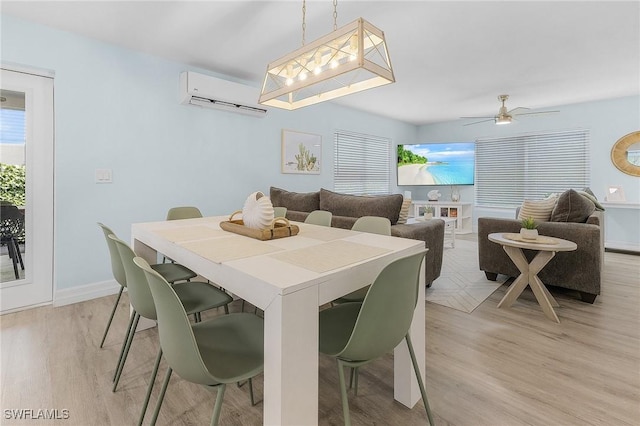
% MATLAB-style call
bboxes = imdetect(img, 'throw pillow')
[319,188,403,224]
[576,190,605,211]
[582,187,596,198]
[550,189,596,223]
[397,197,412,224]
[517,196,557,222]
[269,187,320,212]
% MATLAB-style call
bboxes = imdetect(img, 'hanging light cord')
[333,0,338,31]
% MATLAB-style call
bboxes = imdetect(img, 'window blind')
[0,109,26,144]
[475,129,590,207]
[334,130,391,195]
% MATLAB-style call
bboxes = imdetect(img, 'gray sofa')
[478,205,603,304]
[270,187,445,287]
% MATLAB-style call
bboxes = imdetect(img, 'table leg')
[263,285,319,425]
[451,222,456,248]
[528,251,560,322]
[498,245,560,323]
[394,258,425,408]
[497,246,531,308]
[528,253,559,308]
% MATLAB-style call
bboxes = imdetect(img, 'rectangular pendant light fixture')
[259,18,394,110]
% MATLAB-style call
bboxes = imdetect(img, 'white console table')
[408,216,457,248]
[600,201,640,252]
[411,201,472,234]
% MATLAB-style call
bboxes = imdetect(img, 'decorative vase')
[427,189,441,201]
[520,228,538,240]
[451,186,460,202]
[425,212,433,219]
[242,191,274,229]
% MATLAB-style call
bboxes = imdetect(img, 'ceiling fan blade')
[507,106,530,114]
[463,118,495,126]
[513,110,560,116]
[460,116,494,119]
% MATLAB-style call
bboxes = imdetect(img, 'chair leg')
[224,304,229,315]
[348,368,360,395]
[353,367,359,396]
[337,360,351,426]
[150,367,172,426]
[210,384,227,426]
[13,239,24,270]
[113,310,137,381]
[138,348,163,426]
[7,239,19,279]
[248,378,256,406]
[405,334,435,426]
[113,312,140,392]
[100,287,124,348]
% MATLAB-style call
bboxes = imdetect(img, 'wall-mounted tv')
[397,142,475,186]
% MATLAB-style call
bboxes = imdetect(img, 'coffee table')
[488,232,577,323]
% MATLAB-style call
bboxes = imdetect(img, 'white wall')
[1,15,417,292]
[416,96,640,249]
[3,13,637,296]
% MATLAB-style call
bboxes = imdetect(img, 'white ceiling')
[2,1,639,125]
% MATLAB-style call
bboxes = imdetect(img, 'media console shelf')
[411,200,472,234]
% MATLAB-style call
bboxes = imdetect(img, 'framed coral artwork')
[281,129,321,174]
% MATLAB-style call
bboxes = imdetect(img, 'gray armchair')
[477,211,603,303]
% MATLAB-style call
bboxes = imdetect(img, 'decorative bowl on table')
[242,191,275,229]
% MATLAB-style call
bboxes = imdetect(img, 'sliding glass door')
[1,67,54,313]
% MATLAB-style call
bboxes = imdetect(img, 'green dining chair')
[134,256,264,426]
[97,223,197,348]
[166,206,203,220]
[333,216,392,304]
[304,210,333,226]
[319,250,433,426]
[273,206,287,218]
[163,206,204,263]
[351,216,391,235]
[110,235,233,425]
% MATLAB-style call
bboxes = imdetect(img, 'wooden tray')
[219,211,299,241]
[503,233,558,245]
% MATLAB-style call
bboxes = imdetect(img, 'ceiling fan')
[461,94,559,126]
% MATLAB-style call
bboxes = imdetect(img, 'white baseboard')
[605,241,640,253]
[54,279,121,307]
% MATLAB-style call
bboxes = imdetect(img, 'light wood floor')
[1,238,639,425]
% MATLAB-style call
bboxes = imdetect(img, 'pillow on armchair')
[396,197,412,225]
[517,196,557,222]
[550,189,596,223]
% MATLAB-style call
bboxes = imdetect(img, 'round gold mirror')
[611,131,640,177]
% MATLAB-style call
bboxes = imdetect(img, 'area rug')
[426,239,506,313]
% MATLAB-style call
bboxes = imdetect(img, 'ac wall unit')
[179,71,267,118]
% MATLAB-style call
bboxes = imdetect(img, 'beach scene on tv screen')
[397,142,475,185]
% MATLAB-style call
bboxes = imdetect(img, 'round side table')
[488,232,577,323]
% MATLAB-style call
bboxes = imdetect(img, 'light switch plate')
[95,168,112,183]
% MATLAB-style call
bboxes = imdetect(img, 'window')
[0,108,26,144]
[334,130,391,195]
[475,129,590,207]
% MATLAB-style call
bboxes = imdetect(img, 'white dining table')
[131,216,426,425]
